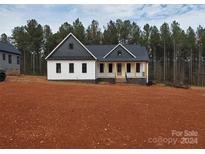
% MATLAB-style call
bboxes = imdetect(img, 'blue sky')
[0,4,205,35]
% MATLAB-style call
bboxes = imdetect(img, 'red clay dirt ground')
[0,75,205,148]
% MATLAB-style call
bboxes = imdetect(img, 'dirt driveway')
[0,75,205,148]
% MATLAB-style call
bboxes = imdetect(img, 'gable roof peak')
[103,43,136,59]
[67,32,75,37]
[45,32,97,60]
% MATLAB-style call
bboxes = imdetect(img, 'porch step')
[115,78,127,83]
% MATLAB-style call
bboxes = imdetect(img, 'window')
[69,43,74,49]
[117,50,122,56]
[8,55,12,64]
[82,63,87,73]
[3,54,5,60]
[127,63,131,73]
[117,63,121,73]
[69,63,74,73]
[100,63,104,73]
[56,63,61,73]
[108,63,113,73]
[17,56,20,65]
[136,63,140,73]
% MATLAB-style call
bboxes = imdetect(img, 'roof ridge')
[86,44,141,46]
[0,41,20,55]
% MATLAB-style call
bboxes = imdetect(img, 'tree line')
[1,18,205,86]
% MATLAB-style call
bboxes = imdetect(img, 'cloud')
[0,4,205,36]
[135,5,205,30]
[64,5,145,29]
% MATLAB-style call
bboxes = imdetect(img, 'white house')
[45,33,149,84]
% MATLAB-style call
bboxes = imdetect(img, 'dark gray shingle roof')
[0,41,20,55]
[86,45,115,59]
[46,34,95,60]
[46,33,149,61]
[86,44,149,61]
[124,45,149,61]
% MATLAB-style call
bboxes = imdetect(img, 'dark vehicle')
[0,69,6,81]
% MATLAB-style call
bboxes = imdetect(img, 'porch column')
[105,62,107,73]
[124,63,126,77]
[146,63,149,83]
[114,62,117,78]
[134,62,137,78]
[144,62,147,78]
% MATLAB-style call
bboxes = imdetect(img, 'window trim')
[108,63,113,73]
[82,63,87,73]
[127,63,131,73]
[8,55,12,64]
[99,63,104,73]
[136,63,140,73]
[17,56,20,65]
[56,63,61,73]
[69,63,74,73]
[3,53,6,60]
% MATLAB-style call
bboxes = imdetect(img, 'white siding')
[136,63,146,78]
[47,60,96,80]
[96,63,115,78]
[126,63,136,78]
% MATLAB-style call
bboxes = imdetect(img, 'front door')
[117,63,122,76]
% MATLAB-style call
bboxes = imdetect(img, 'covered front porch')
[96,62,149,83]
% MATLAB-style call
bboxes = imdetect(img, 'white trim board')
[45,33,97,60]
[103,43,136,59]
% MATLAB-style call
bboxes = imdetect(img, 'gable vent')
[69,43,74,49]
[117,50,122,56]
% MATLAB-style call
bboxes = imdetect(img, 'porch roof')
[86,44,149,62]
